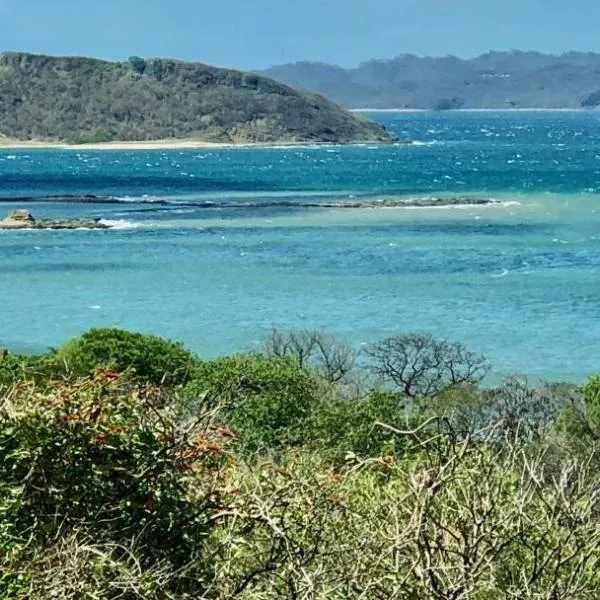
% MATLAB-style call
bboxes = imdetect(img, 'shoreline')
[0,139,263,150]
[0,138,396,151]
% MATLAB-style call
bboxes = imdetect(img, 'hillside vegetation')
[3,327,600,598]
[0,52,392,144]
[263,50,600,109]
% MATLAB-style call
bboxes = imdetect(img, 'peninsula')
[0,52,392,145]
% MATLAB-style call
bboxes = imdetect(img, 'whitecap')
[491,269,510,278]
[89,305,102,310]
[99,219,141,230]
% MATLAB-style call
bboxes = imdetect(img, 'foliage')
[0,349,47,389]
[0,375,234,598]
[0,348,26,388]
[52,327,197,386]
[204,424,600,599]
[3,326,600,598]
[301,390,418,462]
[0,52,392,144]
[185,353,322,450]
[556,374,600,456]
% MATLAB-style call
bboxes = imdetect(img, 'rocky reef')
[0,195,499,209]
[0,209,108,230]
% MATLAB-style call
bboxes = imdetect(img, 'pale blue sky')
[0,0,598,69]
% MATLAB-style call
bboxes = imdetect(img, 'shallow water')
[2,111,600,381]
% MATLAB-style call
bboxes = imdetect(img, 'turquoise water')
[2,111,600,381]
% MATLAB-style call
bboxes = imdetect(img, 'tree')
[128,56,146,75]
[264,328,357,384]
[364,332,488,399]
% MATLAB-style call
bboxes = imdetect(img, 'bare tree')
[482,375,573,443]
[264,328,357,385]
[364,332,488,399]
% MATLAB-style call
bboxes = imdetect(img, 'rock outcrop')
[0,209,108,229]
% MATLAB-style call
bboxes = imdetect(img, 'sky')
[0,0,599,70]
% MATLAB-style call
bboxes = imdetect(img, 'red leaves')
[183,448,199,459]
[91,433,107,446]
[377,455,394,468]
[60,413,83,423]
[207,425,237,439]
[328,471,343,484]
[96,369,121,380]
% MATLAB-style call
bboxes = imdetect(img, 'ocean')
[1,110,600,382]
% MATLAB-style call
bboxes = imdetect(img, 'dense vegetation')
[0,52,392,144]
[3,326,600,598]
[263,50,600,109]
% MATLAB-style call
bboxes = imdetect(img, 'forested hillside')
[0,52,392,143]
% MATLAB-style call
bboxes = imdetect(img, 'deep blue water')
[1,111,600,381]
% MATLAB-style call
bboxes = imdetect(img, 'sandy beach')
[0,138,245,150]
[0,138,389,150]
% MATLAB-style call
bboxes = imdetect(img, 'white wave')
[500,200,522,207]
[114,194,163,203]
[99,219,141,230]
[491,269,510,278]
[411,140,440,146]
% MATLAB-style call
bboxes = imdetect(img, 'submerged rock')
[0,208,108,230]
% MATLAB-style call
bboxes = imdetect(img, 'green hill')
[0,52,393,144]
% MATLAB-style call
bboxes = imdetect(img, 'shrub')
[302,390,419,461]
[185,353,321,451]
[0,349,49,389]
[52,328,197,386]
[556,374,600,457]
[0,375,234,598]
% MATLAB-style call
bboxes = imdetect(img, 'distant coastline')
[351,108,594,113]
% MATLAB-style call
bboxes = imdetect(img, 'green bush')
[556,374,600,455]
[0,349,49,389]
[302,390,419,461]
[52,328,197,386]
[0,375,234,598]
[185,353,322,450]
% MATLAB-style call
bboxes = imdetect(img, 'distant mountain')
[0,52,393,144]
[262,51,600,109]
